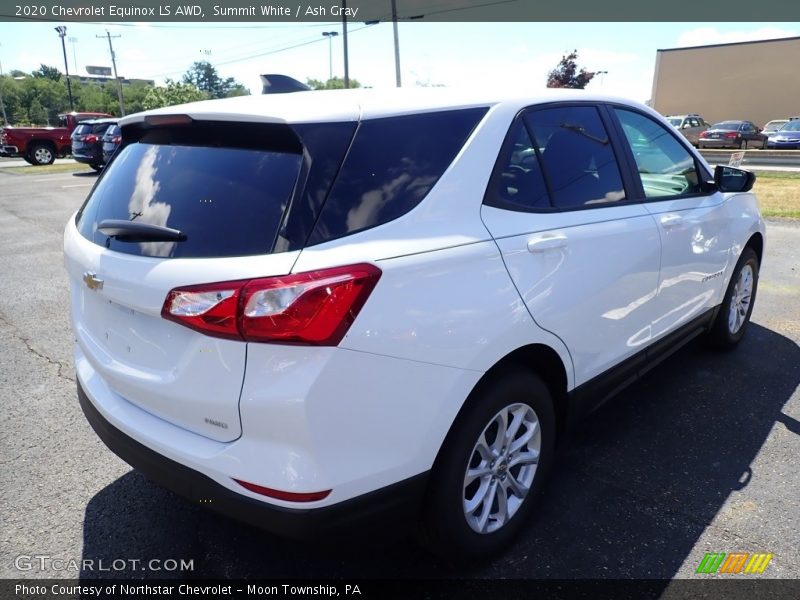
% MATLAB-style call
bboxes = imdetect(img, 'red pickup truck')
[0,111,113,165]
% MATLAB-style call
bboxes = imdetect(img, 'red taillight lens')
[724,132,739,139]
[111,136,121,143]
[84,134,98,143]
[699,131,709,139]
[161,263,381,346]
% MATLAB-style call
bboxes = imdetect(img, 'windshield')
[668,118,682,127]
[712,121,741,131]
[778,121,800,132]
[764,121,787,132]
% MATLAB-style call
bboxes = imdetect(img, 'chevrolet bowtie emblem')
[83,272,104,291]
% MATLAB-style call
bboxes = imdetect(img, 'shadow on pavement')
[80,323,799,580]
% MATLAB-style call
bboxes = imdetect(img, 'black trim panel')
[567,306,718,422]
[77,382,429,539]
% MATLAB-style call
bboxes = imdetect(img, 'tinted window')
[712,122,740,131]
[308,108,487,245]
[524,106,626,209]
[484,120,550,211]
[104,125,121,137]
[615,109,702,199]
[77,140,302,258]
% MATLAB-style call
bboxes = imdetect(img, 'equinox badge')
[83,272,104,291]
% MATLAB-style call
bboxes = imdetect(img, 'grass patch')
[5,162,93,175]
[752,173,800,219]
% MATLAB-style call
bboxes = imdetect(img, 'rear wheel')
[740,139,747,150]
[419,370,555,562]
[90,164,103,172]
[707,248,759,349]
[28,143,55,165]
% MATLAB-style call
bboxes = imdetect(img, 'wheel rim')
[728,264,754,334]
[34,147,52,163]
[462,402,541,534]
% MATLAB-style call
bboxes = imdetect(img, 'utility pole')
[68,37,78,73]
[322,32,338,81]
[341,0,350,88]
[0,54,8,125]
[391,0,401,87]
[98,30,125,116]
[54,26,74,111]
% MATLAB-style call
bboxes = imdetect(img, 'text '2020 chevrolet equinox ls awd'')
[65,88,764,561]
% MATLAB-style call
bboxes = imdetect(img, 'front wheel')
[740,139,748,150]
[707,248,759,349]
[419,370,555,562]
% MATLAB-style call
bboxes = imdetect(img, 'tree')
[34,64,62,81]
[143,79,207,110]
[182,61,248,99]
[546,50,596,89]
[305,77,362,90]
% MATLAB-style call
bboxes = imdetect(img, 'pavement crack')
[0,311,74,383]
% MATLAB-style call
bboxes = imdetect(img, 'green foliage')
[182,61,249,99]
[34,65,62,82]
[305,77,362,90]
[546,50,596,89]
[143,79,207,110]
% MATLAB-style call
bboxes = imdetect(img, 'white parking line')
[61,183,94,188]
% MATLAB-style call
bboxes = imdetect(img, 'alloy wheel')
[728,264,753,334]
[462,402,541,534]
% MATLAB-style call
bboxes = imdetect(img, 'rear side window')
[76,123,303,258]
[523,106,626,209]
[307,107,487,246]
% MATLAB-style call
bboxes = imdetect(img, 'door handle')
[660,214,683,228]
[527,235,568,253]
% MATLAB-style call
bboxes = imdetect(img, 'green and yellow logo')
[696,552,773,574]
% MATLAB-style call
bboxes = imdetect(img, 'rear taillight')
[724,132,739,139]
[699,131,709,139]
[111,136,121,143]
[161,263,381,345]
[84,134,98,143]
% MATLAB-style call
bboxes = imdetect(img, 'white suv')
[65,89,764,560]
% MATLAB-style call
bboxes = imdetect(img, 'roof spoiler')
[260,74,311,94]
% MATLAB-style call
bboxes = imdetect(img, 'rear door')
[64,120,307,442]
[481,104,661,386]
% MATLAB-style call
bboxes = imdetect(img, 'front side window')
[614,108,702,199]
[524,105,626,209]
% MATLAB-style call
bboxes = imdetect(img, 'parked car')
[766,119,800,149]
[101,123,122,164]
[71,118,118,171]
[665,113,709,146]
[698,120,767,149]
[762,119,789,134]
[65,89,765,561]
[0,111,112,165]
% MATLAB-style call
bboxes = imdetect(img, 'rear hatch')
[64,118,315,442]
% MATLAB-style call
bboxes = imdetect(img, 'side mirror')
[714,165,756,193]
[682,123,691,129]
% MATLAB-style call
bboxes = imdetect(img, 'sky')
[0,21,798,102]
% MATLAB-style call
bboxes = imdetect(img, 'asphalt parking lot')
[0,167,798,583]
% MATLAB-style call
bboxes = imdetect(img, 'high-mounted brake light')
[144,114,193,127]
[161,263,381,346]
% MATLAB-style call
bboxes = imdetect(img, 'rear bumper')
[1,144,20,156]
[78,380,429,538]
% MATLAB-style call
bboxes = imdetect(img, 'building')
[650,36,800,128]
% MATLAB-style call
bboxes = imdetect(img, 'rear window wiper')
[97,219,187,242]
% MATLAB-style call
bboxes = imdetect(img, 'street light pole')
[391,0,401,87]
[595,70,608,87]
[54,26,74,111]
[341,0,350,88]
[322,31,338,81]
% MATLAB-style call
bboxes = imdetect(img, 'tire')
[23,156,36,165]
[740,139,747,150]
[707,247,759,349]
[28,143,55,165]
[419,369,555,562]
[761,139,768,150]
[90,164,103,172]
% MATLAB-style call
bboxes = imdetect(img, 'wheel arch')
[433,343,571,473]
[745,231,764,269]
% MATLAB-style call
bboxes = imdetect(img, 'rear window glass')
[77,141,302,258]
[105,125,121,137]
[308,107,487,246]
